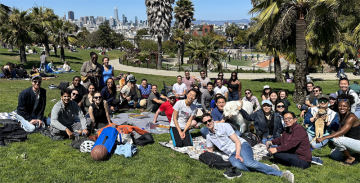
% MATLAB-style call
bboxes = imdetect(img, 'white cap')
[263,85,270,89]
[215,90,223,96]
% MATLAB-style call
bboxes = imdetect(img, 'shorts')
[170,127,193,147]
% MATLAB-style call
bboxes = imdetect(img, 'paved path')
[110,59,359,80]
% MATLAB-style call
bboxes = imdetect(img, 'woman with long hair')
[88,92,111,131]
[101,78,118,111]
[82,84,96,116]
[100,57,114,87]
[242,89,260,111]
[228,72,242,101]
[261,85,271,100]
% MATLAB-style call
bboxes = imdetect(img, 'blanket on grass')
[159,137,268,161]
[47,68,76,74]
[111,113,170,134]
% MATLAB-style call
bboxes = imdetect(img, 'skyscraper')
[122,14,125,25]
[84,16,89,24]
[135,16,138,26]
[68,11,74,20]
[114,7,119,20]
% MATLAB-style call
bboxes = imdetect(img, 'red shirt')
[159,99,178,122]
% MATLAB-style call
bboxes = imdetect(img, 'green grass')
[1,47,360,182]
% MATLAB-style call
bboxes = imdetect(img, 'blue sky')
[3,0,253,21]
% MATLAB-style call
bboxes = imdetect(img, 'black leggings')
[273,152,311,169]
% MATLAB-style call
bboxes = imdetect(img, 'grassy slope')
[0,48,359,182]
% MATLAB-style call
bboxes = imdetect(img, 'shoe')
[268,164,280,171]
[223,167,242,179]
[282,170,294,183]
[341,160,359,166]
[311,156,323,166]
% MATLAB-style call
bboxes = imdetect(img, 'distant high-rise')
[114,7,119,20]
[135,16,138,26]
[68,11,74,20]
[84,16,89,24]
[122,14,125,25]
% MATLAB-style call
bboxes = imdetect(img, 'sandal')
[341,160,359,166]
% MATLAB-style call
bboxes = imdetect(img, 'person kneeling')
[50,89,90,139]
[202,113,294,182]
[267,112,312,169]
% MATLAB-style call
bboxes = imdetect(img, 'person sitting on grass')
[336,78,360,119]
[173,75,187,100]
[201,82,215,113]
[68,76,88,99]
[81,84,96,117]
[50,89,90,139]
[89,92,112,131]
[119,75,139,109]
[300,86,322,118]
[329,93,338,113]
[70,89,82,106]
[147,85,167,112]
[316,94,360,165]
[30,65,57,78]
[153,92,178,123]
[269,91,278,111]
[16,65,28,78]
[101,78,118,112]
[239,100,284,145]
[139,79,152,109]
[170,89,198,147]
[266,111,312,169]
[201,113,295,182]
[62,61,71,72]
[214,79,229,100]
[210,90,223,110]
[277,90,291,108]
[16,75,47,132]
[261,85,271,100]
[242,89,261,112]
[304,94,339,150]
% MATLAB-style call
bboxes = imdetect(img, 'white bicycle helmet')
[80,140,95,153]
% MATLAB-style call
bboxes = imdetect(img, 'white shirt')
[173,83,187,98]
[214,86,229,96]
[170,100,197,129]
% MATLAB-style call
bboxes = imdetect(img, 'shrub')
[169,52,176,58]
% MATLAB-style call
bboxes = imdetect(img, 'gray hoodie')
[50,100,87,131]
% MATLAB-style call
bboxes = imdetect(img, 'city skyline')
[1,0,254,22]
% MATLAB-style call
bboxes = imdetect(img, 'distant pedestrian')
[257,54,260,61]
[245,55,248,61]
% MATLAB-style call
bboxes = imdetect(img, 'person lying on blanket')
[50,89,90,139]
[201,113,295,182]
[17,75,47,132]
[170,89,198,147]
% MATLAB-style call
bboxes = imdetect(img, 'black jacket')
[17,87,46,121]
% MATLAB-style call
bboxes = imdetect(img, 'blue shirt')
[139,84,151,99]
[211,107,224,122]
[101,65,113,86]
[210,99,216,109]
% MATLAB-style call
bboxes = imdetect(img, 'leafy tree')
[146,0,174,69]
[96,21,112,48]
[162,40,177,53]
[225,24,239,48]
[110,31,124,48]
[234,30,248,45]
[50,20,77,61]
[139,39,157,51]
[121,40,134,49]
[0,8,35,63]
[173,29,185,65]
[30,6,58,57]
[137,28,148,36]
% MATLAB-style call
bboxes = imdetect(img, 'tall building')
[122,14,125,25]
[68,11,74,20]
[84,16,89,24]
[90,16,95,24]
[114,7,119,20]
[135,16,138,26]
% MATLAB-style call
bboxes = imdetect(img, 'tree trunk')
[204,59,208,77]
[231,37,234,49]
[177,44,181,66]
[293,17,308,103]
[8,45,13,52]
[44,35,50,57]
[269,57,272,73]
[60,46,65,61]
[19,45,27,63]
[157,36,162,69]
[181,42,184,65]
[274,55,283,82]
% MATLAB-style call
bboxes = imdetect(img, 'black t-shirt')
[265,113,274,136]
[17,70,27,78]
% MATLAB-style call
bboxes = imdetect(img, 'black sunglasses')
[318,99,328,103]
[94,96,102,99]
[202,119,212,124]
[313,90,319,92]
[169,97,176,100]
[245,92,251,94]
[201,72,205,74]
[277,105,285,108]
[72,93,78,96]
[33,81,42,84]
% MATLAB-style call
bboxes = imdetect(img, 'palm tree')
[174,0,195,65]
[0,3,10,23]
[50,20,77,61]
[186,36,225,77]
[173,29,185,65]
[145,0,174,69]
[225,24,239,48]
[0,8,35,63]
[30,6,58,57]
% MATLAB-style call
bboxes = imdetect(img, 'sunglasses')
[338,99,348,102]
[72,93,78,96]
[202,119,212,124]
[218,75,223,77]
[277,105,285,108]
[245,92,251,94]
[169,97,176,100]
[94,96,102,99]
[329,98,336,101]
[201,73,205,74]
[33,81,42,84]
[318,99,328,103]
[313,90,319,92]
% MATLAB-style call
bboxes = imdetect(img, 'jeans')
[229,142,282,176]
[273,153,311,169]
[354,106,360,119]
[307,133,329,149]
[17,114,45,132]
[228,92,239,101]
[338,69,347,78]
[39,63,46,73]
[296,103,308,111]
[330,137,360,161]
[200,127,241,139]
[261,136,274,145]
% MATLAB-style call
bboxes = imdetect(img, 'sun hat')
[261,100,272,106]
[263,85,270,90]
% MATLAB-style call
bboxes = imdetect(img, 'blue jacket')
[17,87,46,121]
[240,109,284,139]
[304,107,339,136]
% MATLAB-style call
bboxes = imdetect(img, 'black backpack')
[199,152,232,170]
[57,81,70,90]
[241,132,260,147]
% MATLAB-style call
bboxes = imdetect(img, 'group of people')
[14,51,360,182]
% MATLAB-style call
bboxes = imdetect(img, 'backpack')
[199,152,232,170]
[57,81,69,90]
[241,132,260,147]
[133,133,154,146]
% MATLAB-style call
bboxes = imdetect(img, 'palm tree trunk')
[181,42,184,65]
[274,56,283,82]
[8,44,13,52]
[44,35,50,57]
[19,45,27,63]
[293,17,308,103]
[60,46,65,61]
[157,36,162,69]
[204,59,208,77]
[177,44,181,65]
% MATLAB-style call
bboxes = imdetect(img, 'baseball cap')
[127,74,136,82]
[329,93,337,99]
[215,90,223,96]
[318,94,329,100]
[263,85,270,89]
[261,100,272,106]
[167,92,175,98]
[31,75,42,81]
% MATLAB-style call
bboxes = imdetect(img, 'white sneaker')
[268,164,280,171]
[282,170,294,183]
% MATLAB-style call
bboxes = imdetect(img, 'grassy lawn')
[0,47,360,182]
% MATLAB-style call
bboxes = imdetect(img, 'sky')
[2,0,254,22]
